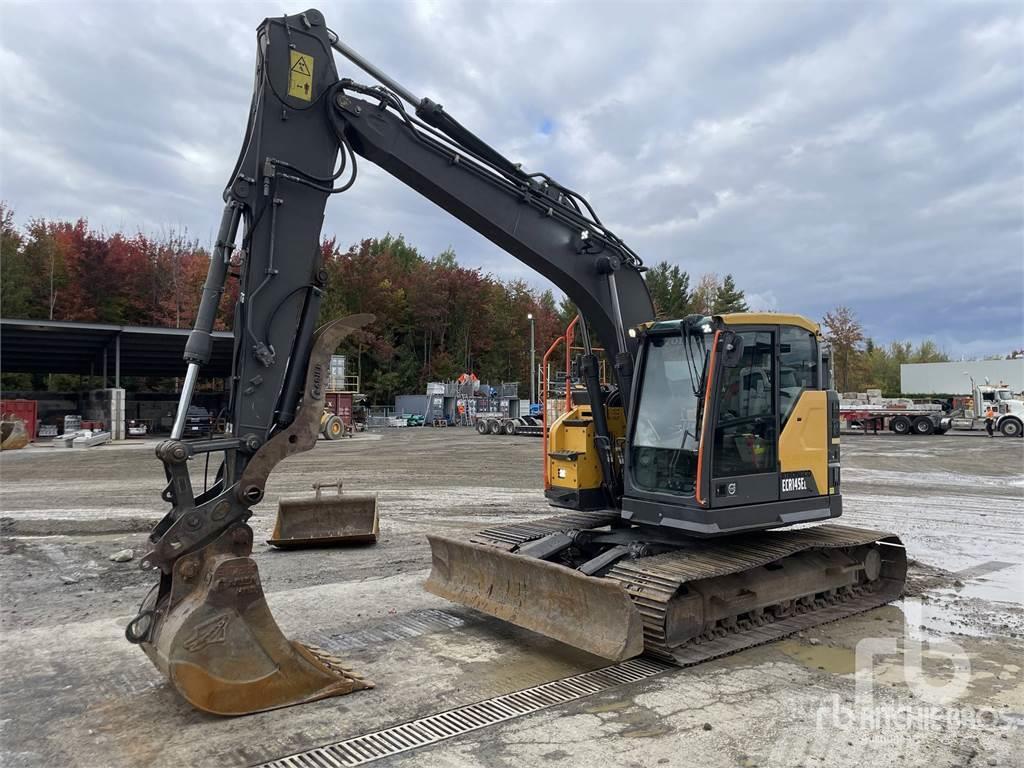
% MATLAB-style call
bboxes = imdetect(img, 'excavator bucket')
[425,534,645,661]
[268,481,379,548]
[0,419,29,450]
[134,524,372,715]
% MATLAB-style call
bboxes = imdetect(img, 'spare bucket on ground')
[268,481,379,548]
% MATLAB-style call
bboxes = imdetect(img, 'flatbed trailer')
[839,389,949,436]
[474,415,545,436]
[840,406,947,435]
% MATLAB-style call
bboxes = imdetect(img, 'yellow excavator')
[125,9,906,715]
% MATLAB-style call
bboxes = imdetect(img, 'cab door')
[708,329,780,508]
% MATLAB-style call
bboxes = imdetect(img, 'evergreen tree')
[644,261,692,319]
[713,273,748,313]
[557,294,577,327]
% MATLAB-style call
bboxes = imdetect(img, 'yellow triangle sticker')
[288,50,313,101]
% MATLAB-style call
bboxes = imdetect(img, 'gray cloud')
[1,0,1021,357]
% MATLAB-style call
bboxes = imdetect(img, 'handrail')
[539,316,585,490]
[564,316,579,412]
[540,321,572,490]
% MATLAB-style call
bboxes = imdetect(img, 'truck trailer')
[841,384,1024,437]
[839,390,947,435]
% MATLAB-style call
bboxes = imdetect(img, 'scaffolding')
[328,355,360,393]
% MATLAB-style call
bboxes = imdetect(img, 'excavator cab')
[545,313,841,536]
[622,313,841,535]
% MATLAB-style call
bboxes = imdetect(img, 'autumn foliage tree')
[1,209,217,330]
[2,205,951,403]
[2,212,575,402]
[688,272,749,315]
[316,234,562,402]
[821,305,865,392]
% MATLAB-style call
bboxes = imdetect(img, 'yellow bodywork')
[547,404,624,493]
[718,312,820,335]
[778,390,829,494]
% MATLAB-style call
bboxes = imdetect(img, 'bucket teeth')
[303,644,371,683]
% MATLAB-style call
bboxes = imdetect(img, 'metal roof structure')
[901,359,1024,395]
[0,318,234,380]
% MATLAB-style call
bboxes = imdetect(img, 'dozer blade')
[425,534,645,661]
[134,524,371,715]
[268,481,379,549]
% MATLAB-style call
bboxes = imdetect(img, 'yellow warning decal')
[288,50,314,101]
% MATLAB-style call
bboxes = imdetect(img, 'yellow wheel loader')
[127,8,905,715]
[320,410,348,440]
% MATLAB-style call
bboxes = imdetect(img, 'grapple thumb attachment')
[133,524,372,715]
[425,534,645,661]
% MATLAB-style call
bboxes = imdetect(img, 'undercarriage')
[427,512,907,665]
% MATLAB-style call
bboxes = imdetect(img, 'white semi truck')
[940,382,1024,437]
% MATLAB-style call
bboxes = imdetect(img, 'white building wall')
[900,360,1024,394]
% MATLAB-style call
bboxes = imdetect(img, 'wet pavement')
[0,429,1021,767]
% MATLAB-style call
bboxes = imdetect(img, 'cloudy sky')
[1,0,1021,357]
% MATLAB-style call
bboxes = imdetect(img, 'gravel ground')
[0,429,1021,767]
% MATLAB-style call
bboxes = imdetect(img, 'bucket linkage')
[127,315,377,716]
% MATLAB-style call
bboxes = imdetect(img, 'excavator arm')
[327,82,655,385]
[130,8,653,715]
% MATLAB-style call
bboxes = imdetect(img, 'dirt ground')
[0,429,1021,767]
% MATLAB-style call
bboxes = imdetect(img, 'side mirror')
[721,332,744,368]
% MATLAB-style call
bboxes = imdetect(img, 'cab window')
[779,327,818,426]
[629,334,706,496]
[713,331,776,477]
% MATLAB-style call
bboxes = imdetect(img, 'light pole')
[527,313,536,405]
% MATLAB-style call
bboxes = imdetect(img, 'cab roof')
[718,313,819,334]
[640,313,820,335]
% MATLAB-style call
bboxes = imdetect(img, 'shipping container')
[324,392,354,426]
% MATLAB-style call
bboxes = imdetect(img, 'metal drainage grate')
[257,657,673,767]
